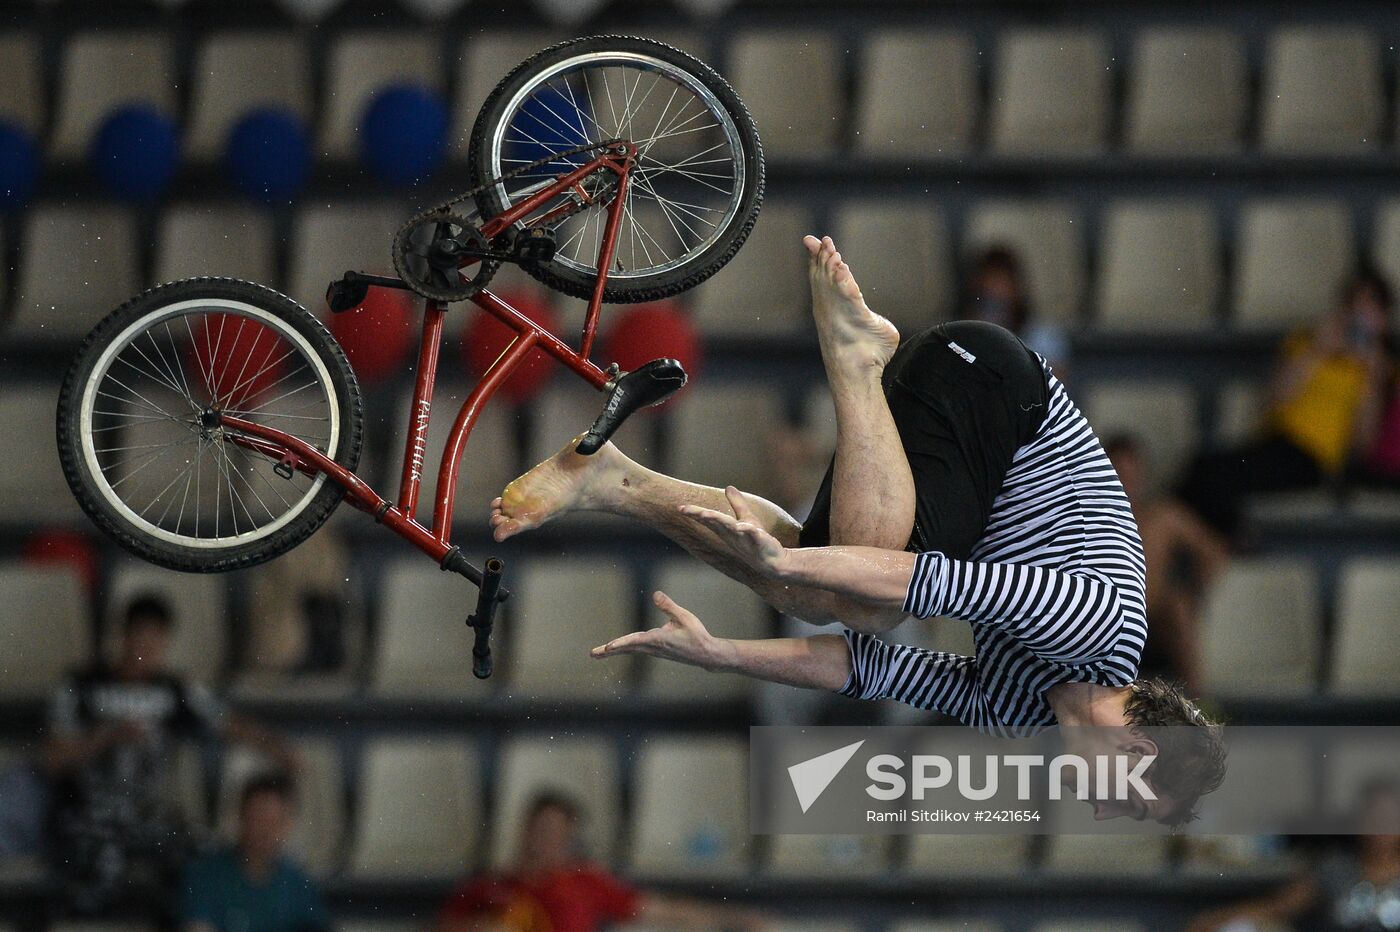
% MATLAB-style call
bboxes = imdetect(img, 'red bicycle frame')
[222,144,636,585]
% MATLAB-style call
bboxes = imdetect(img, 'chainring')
[391,212,497,303]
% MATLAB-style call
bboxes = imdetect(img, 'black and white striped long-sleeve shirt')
[839,361,1148,735]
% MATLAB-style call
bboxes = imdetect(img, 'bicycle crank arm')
[466,557,505,679]
[577,358,687,455]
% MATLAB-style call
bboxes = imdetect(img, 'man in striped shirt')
[492,236,1225,825]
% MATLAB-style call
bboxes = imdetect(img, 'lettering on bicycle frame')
[409,399,431,482]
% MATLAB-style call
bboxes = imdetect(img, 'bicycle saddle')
[577,358,687,455]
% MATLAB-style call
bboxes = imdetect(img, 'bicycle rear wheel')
[56,278,363,573]
[469,35,764,303]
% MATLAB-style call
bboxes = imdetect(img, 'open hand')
[680,487,790,577]
[592,591,728,671]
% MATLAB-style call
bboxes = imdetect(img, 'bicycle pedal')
[514,228,556,266]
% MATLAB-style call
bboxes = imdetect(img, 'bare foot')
[802,234,899,372]
[489,436,622,541]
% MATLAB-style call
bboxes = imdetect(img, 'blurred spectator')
[1179,267,1395,538]
[244,529,352,674]
[180,771,328,932]
[1106,434,1229,692]
[1187,778,1400,931]
[42,595,297,922]
[1353,366,1400,489]
[958,245,1072,376]
[436,792,767,932]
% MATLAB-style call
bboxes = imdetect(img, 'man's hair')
[1125,677,1227,828]
[123,594,174,633]
[525,791,581,824]
[240,770,298,810]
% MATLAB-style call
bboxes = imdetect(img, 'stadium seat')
[320,31,442,159]
[287,202,405,313]
[1214,380,1265,447]
[50,31,175,159]
[904,834,1029,876]
[766,834,891,877]
[1095,200,1221,331]
[1042,834,1168,876]
[832,201,954,335]
[164,740,208,832]
[989,30,1110,156]
[1372,199,1400,297]
[1125,28,1246,154]
[854,30,977,158]
[964,200,1086,325]
[0,564,90,700]
[154,204,277,285]
[371,559,494,697]
[0,32,43,135]
[1084,380,1199,489]
[728,30,844,158]
[629,736,750,878]
[1324,743,1400,814]
[348,737,480,879]
[1200,558,1321,697]
[1232,199,1355,330]
[452,31,563,158]
[1331,558,1400,696]
[1260,26,1383,153]
[641,562,770,700]
[216,739,345,877]
[105,562,228,682]
[0,383,86,524]
[12,204,140,341]
[688,201,812,336]
[667,382,787,503]
[526,379,658,475]
[186,32,312,161]
[489,735,620,865]
[506,557,634,699]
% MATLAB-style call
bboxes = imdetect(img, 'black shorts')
[799,320,1049,559]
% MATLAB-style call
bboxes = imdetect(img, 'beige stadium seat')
[348,737,480,879]
[0,384,85,524]
[0,564,90,700]
[154,204,277,285]
[1233,199,1354,330]
[766,834,890,877]
[320,31,442,159]
[728,30,843,159]
[526,379,657,474]
[964,200,1085,325]
[506,557,634,699]
[905,834,1028,877]
[216,739,345,877]
[1331,558,1400,696]
[1084,381,1198,489]
[1042,834,1168,877]
[50,31,176,159]
[1125,28,1246,154]
[832,201,954,335]
[668,382,786,503]
[489,735,620,865]
[162,740,209,832]
[186,33,312,161]
[106,562,228,682]
[1095,200,1220,331]
[855,30,977,158]
[1201,558,1321,698]
[371,559,494,697]
[1372,199,1400,297]
[453,31,565,158]
[642,563,770,700]
[287,202,404,312]
[629,736,749,878]
[689,200,812,337]
[13,204,140,340]
[0,33,43,135]
[1260,27,1383,153]
[1214,380,1266,447]
[989,30,1109,156]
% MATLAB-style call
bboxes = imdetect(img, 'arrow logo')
[787,740,865,813]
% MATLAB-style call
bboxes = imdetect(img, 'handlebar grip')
[467,557,505,680]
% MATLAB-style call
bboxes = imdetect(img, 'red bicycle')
[55,36,764,677]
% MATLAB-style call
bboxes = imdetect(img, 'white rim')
[78,297,340,550]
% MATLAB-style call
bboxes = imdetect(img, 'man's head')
[518,791,582,869]
[1121,677,1227,827]
[119,595,175,677]
[1103,434,1146,504]
[237,771,298,865]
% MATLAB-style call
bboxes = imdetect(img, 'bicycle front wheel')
[56,278,363,573]
[469,35,764,303]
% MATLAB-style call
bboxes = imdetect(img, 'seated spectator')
[180,772,328,932]
[958,245,1072,376]
[1179,267,1395,539]
[42,595,297,923]
[1187,778,1400,931]
[1106,435,1229,692]
[437,792,767,932]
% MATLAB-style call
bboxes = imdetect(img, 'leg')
[800,235,913,549]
